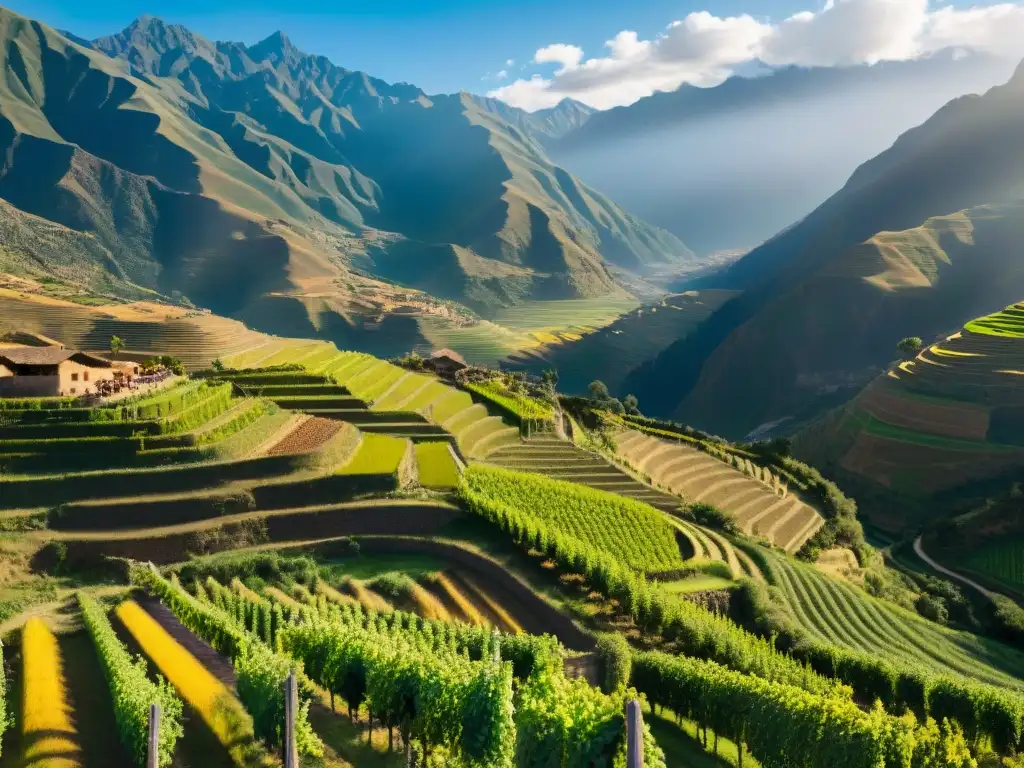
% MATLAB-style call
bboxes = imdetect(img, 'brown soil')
[859,382,990,440]
[267,417,342,455]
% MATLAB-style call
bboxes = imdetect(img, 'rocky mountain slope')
[624,60,1024,439]
[0,9,691,342]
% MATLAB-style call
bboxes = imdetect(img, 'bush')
[594,634,632,694]
[915,593,949,625]
[685,502,739,534]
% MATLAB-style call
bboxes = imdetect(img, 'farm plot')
[615,428,822,552]
[265,416,342,455]
[338,433,409,476]
[487,434,681,512]
[414,441,460,489]
[765,553,1024,688]
[462,464,686,571]
[963,538,1024,594]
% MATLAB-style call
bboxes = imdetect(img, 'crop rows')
[414,440,461,489]
[615,428,822,552]
[765,553,1024,689]
[964,539,1024,593]
[463,464,685,571]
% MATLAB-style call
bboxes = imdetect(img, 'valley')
[1,1,1024,766]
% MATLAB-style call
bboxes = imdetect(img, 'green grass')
[464,380,553,421]
[338,434,408,475]
[429,391,476,426]
[372,372,434,411]
[414,441,460,489]
[859,410,1018,451]
[318,553,452,581]
[764,551,1024,688]
[462,464,685,571]
[965,303,1024,338]
[963,538,1024,593]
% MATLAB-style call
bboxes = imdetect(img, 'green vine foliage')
[632,651,978,768]
[78,592,184,766]
[128,564,322,757]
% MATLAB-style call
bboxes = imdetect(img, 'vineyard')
[0,318,1023,767]
[964,538,1024,595]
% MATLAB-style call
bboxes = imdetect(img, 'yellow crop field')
[115,601,269,767]
[21,617,82,768]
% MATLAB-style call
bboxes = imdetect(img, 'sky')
[11,0,1024,110]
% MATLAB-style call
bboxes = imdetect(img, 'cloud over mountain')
[491,0,1024,110]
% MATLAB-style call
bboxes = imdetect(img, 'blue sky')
[8,0,1016,105]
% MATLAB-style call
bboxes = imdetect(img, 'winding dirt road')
[913,535,995,599]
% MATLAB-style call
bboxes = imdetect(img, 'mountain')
[0,8,691,350]
[547,53,1016,253]
[468,95,595,142]
[623,59,1024,439]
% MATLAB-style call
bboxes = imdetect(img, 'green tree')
[897,336,923,358]
[623,394,640,415]
[109,335,124,356]
[211,358,225,372]
[588,380,610,401]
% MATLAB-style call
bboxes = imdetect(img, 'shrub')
[594,634,632,694]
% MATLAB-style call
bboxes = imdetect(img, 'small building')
[428,348,468,377]
[0,347,134,397]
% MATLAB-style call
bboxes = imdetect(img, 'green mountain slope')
[625,60,1024,439]
[0,8,692,347]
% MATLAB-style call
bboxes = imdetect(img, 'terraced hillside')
[504,291,738,396]
[0,290,267,370]
[760,550,1024,689]
[486,433,681,512]
[615,428,823,553]
[794,302,1024,529]
[222,343,521,459]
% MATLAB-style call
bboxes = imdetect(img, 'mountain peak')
[248,30,299,62]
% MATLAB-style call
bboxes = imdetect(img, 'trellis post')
[625,699,643,768]
[284,672,299,768]
[147,703,160,768]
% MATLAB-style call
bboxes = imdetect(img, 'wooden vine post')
[284,672,299,768]
[625,699,643,768]
[147,702,160,768]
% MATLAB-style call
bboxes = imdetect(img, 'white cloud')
[506,58,515,66]
[496,69,508,80]
[489,0,1024,111]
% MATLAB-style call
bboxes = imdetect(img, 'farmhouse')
[0,346,136,397]
[428,348,468,377]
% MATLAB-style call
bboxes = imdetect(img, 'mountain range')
[548,53,1016,254]
[0,8,691,347]
[625,59,1024,439]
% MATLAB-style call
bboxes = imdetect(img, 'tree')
[897,336,923,359]
[109,335,124,356]
[541,369,559,389]
[211,359,225,372]
[623,394,640,415]
[588,380,610,401]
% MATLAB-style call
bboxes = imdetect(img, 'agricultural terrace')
[503,291,738,395]
[964,301,1024,338]
[963,538,1024,595]
[760,551,1024,688]
[615,428,823,553]
[220,344,521,459]
[461,464,685,571]
[0,290,268,371]
[487,434,681,511]
[414,441,460,489]
[126,563,666,767]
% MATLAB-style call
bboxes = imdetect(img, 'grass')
[337,434,408,475]
[764,552,1024,688]
[657,576,736,595]
[115,601,271,767]
[414,441,460,489]
[21,617,82,767]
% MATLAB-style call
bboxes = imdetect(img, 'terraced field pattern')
[614,428,823,553]
[761,551,1024,689]
[795,303,1024,519]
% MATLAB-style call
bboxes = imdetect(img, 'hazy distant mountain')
[0,8,691,341]
[548,54,1016,254]
[468,96,595,142]
[624,59,1024,438]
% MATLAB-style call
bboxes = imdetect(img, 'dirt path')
[913,535,996,599]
